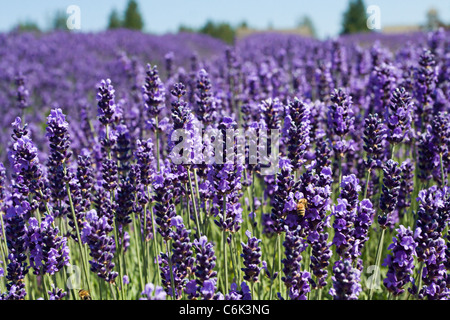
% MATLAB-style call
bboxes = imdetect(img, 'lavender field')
[0,27,449,301]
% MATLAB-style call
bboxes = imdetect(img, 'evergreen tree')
[108,9,122,29]
[341,0,368,34]
[123,0,144,30]
[199,20,235,44]
[52,10,68,31]
[14,21,41,33]
[178,25,195,33]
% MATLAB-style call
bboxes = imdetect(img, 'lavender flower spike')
[240,230,262,284]
[383,225,417,296]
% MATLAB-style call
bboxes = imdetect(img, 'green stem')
[440,153,446,185]
[105,124,125,299]
[131,206,145,290]
[0,212,8,290]
[155,116,160,173]
[277,234,282,298]
[166,241,176,300]
[369,228,386,300]
[142,202,149,284]
[41,271,50,300]
[65,179,92,298]
[251,282,255,300]
[192,169,206,235]
[147,186,161,286]
[222,194,228,294]
[269,234,279,300]
[111,218,125,300]
[187,168,202,238]
[363,169,371,199]
[417,262,424,298]
[233,235,242,284]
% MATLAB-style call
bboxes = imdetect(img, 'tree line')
[12,0,449,42]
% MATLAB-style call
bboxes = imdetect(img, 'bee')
[78,289,92,300]
[296,198,308,217]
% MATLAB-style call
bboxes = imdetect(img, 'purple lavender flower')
[2,200,30,300]
[114,127,134,235]
[384,87,413,145]
[192,236,217,283]
[194,69,217,125]
[270,158,296,234]
[368,62,397,115]
[283,98,311,170]
[260,98,282,130]
[332,176,374,261]
[281,227,308,294]
[298,165,333,240]
[169,82,191,156]
[383,225,416,296]
[414,49,438,127]
[200,279,217,300]
[163,51,176,78]
[208,160,243,197]
[153,165,177,241]
[259,98,282,199]
[225,282,252,300]
[66,151,94,241]
[363,113,386,170]
[240,230,262,283]
[287,271,311,300]
[314,138,332,173]
[351,199,375,260]
[27,215,70,275]
[414,186,450,299]
[81,209,118,284]
[332,198,355,258]
[397,160,414,217]
[428,28,445,56]
[379,160,401,229]
[331,39,349,87]
[339,174,361,212]
[169,216,194,290]
[140,283,167,300]
[8,132,45,202]
[261,260,278,284]
[48,286,67,300]
[171,83,190,131]
[0,163,7,213]
[96,79,117,126]
[46,108,72,217]
[135,138,154,187]
[159,227,194,303]
[208,118,244,235]
[417,124,436,182]
[185,279,200,300]
[15,73,29,111]
[329,258,362,300]
[309,231,332,289]
[142,64,166,120]
[315,61,334,102]
[328,88,355,139]
[431,112,450,185]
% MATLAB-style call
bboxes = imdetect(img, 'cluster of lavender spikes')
[0,28,449,302]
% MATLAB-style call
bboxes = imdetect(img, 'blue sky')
[0,0,449,39]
